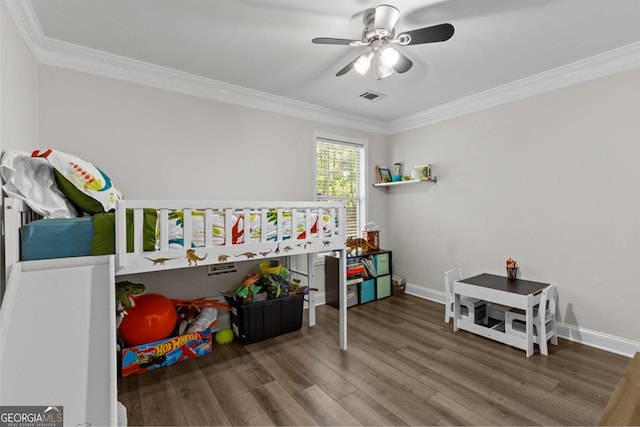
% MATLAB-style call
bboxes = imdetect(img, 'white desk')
[453,273,551,357]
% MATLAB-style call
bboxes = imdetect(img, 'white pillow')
[0,150,79,218]
[32,149,123,214]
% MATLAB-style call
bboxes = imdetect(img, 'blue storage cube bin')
[360,279,375,304]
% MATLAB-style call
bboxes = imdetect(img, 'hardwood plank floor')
[118,295,629,426]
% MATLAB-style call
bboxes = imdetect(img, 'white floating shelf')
[373,177,437,187]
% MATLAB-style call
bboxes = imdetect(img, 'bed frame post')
[3,198,24,283]
[115,201,126,270]
[306,253,316,327]
[338,247,347,350]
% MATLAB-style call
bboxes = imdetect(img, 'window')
[314,133,366,239]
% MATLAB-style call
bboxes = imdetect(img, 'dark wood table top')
[458,273,550,296]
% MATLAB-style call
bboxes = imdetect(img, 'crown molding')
[388,41,640,134]
[3,0,387,135]
[3,0,43,55]
[6,0,640,136]
[36,36,389,134]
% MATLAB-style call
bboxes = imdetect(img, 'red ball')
[119,293,178,346]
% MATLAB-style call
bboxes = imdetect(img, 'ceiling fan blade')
[392,51,413,74]
[398,23,454,45]
[374,4,400,37]
[312,37,360,46]
[336,55,361,77]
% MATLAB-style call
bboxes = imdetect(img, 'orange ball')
[119,293,177,346]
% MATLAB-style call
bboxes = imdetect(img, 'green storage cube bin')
[377,275,391,299]
[374,253,390,276]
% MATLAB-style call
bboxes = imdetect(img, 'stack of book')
[347,258,366,281]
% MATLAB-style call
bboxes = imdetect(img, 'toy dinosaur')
[235,251,257,259]
[186,249,208,266]
[144,256,178,265]
[259,250,272,257]
[283,246,294,252]
[115,281,145,327]
[346,237,369,254]
[116,281,146,308]
[218,254,230,262]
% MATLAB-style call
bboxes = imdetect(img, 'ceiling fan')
[312,4,454,79]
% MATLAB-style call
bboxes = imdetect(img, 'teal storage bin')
[360,279,375,304]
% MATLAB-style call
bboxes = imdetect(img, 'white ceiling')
[22,0,640,130]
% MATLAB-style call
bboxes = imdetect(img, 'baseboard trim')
[406,283,445,304]
[556,323,640,357]
[406,283,640,357]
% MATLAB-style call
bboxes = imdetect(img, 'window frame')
[313,131,368,259]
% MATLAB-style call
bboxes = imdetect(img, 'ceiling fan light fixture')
[354,52,373,74]
[381,47,400,67]
[375,53,394,80]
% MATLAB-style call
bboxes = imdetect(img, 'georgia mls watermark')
[0,406,63,427]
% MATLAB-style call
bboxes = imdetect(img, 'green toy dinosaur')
[115,281,146,328]
[116,281,146,308]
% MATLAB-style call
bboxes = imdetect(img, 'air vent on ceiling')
[359,90,386,102]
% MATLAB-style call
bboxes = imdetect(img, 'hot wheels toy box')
[119,330,212,377]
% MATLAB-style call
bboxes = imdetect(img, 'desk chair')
[444,268,488,325]
[504,283,558,355]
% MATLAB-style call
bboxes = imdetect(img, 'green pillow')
[32,149,123,214]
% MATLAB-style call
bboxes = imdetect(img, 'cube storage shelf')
[325,249,393,309]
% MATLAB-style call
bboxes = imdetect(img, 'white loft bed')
[0,197,348,426]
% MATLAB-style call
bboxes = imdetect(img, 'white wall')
[38,66,389,202]
[1,0,39,299]
[388,66,640,342]
[0,1,38,151]
[36,65,390,296]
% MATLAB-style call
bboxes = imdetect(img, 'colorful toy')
[235,273,261,303]
[118,293,178,346]
[171,298,231,333]
[175,303,202,335]
[215,328,234,344]
[121,330,212,377]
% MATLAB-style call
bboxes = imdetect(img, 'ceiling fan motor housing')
[362,4,399,42]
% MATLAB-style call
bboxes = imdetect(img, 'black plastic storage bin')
[228,293,304,344]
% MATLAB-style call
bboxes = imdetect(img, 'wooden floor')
[118,295,629,426]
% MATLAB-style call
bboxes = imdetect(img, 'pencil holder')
[506,267,518,280]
